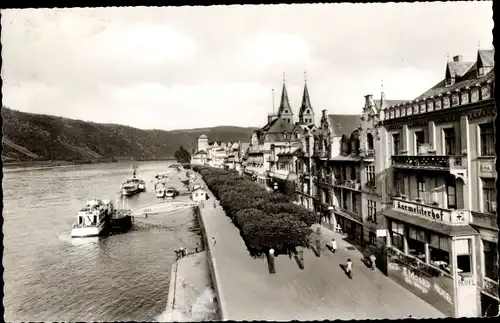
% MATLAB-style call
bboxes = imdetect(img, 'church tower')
[298,72,315,126]
[277,73,294,124]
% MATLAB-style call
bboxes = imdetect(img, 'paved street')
[197,176,446,320]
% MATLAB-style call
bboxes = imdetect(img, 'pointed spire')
[278,73,291,114]
[300,71,312,114]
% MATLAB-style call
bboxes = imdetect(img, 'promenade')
[197,176,446,320]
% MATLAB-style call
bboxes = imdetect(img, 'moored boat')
[121,170,145,196]
[71,199,113,238]
[155,180,167,198]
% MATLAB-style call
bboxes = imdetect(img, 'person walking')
[331,238,337,254]
[345,258,353,279]
[212,236,216,246]
[369,254,376,270]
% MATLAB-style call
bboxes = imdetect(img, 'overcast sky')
[1,3,493,131]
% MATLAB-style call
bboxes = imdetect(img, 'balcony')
[471,211,498,229]
[392,155,468,184]
[313,150,328,160]
[392,197,471,225]
[335,207,363,223]
[483,277,499,299]
[334,179,361,191]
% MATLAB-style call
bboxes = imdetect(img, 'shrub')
[195,166,316,256]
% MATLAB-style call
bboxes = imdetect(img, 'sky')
[1,3,494,131]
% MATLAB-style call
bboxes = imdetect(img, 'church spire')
[299,71,314,125]
[278,72,292,114]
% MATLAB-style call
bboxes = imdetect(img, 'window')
[484,240,499,280]
[443,128,455,155]
[352,194,358,213]
[482,179,497,213]
[415,131,425,152]
[394,173,404,196]
[342,191,349,209]
[391,221,405,251]
[456,239,473,276]
[367,133,374,150]
[480,123,495,156]
[429,233,451,273]
[417,176,425,198]
[446,178,457,209]
[393,134,400,155]
[366,165,375,187]
[367,200,377,223]
[341,165,346,181]
[408,227,426,259]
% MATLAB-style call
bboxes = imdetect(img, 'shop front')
[334,209,363,244]
[383,200,480,317]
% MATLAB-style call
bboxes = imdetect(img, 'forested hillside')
[1,107,256,162]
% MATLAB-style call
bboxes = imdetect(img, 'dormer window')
[481,84,491,99]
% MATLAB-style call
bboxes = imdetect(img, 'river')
[2,161,213,322]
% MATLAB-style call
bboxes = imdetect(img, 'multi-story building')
[377,49,496,317]
[191,135,242,168]
[243,77,315,191]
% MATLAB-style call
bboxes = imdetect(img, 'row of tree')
[193,166,317,257]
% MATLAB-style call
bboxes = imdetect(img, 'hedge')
[193,166,316,257]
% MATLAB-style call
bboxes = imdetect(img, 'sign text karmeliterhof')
[394,201,448,222]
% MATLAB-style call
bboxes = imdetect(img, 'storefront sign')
[376,229,387,237]
[387,259,455,316]
[394,200,450,222]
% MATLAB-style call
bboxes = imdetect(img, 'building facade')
[378,50,496,317]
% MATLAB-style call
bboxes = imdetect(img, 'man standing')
[370,254,376,270]
[212,236,216,246]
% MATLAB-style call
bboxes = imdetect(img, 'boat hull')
[71,220,107,238]
[122,189,139,196]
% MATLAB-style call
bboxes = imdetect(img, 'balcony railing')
[392,155,467,170]
[314,150,328,159]
[334,180,361,191]
[471,211,498,229]
[392,197,471,224]
[483,277,499,298]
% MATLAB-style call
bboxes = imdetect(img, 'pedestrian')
[212,237,216,246]
[331,238,337,254]
[370,254,376,270]
[345,258,353,279]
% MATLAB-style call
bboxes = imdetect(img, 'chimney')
[365,94,374,107]
[322,109,327,119]
[453,55,463,62]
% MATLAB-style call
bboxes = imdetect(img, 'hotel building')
[378,49,496,317]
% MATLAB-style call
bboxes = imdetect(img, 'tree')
[174,146,191,164]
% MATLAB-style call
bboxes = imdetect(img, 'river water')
[2,161,214,322]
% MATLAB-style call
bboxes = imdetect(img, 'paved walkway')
[196,174,446,321]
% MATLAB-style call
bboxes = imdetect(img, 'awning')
[383,208,478,237]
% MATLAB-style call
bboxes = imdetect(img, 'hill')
[1,107,257,163]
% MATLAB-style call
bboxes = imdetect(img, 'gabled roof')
[266,117,295,133]
[328,114,361,137]
[446,61,474,78]
[478,49,494,67]
[414,69,494,101]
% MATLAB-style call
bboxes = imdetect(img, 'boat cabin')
[191,188,209,202]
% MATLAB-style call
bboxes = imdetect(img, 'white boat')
[71,199,113,238]
[121,170,146,195]
[155,180,167,198]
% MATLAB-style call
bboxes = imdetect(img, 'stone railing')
[392,198,471,224]
[483,277,499,298]
[392,155,467,170]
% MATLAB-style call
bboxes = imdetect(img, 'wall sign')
[394,200,450,222]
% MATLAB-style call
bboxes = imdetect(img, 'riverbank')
[163,251,218,322]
